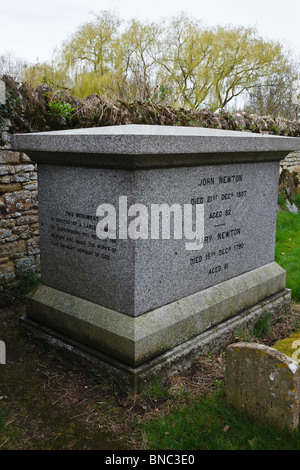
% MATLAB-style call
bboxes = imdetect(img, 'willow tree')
[157,14,291,111]
[208,25,290,111]
[115,18,162,101]
[34,10,296,111]
[156,14,215,108]
[58,13,162,101]
[60,11,121,75]
[55,11,122,98]
[245,58,300,119]
[21,61,71,91]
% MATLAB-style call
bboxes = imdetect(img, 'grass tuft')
[142,391,300,450]
[275,211,300,301]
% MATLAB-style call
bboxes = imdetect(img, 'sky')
[1,0,300,64]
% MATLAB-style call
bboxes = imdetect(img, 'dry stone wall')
[280,152,300,173]
[0,118,40,284]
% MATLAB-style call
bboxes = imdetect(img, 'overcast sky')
[1,0,300,64]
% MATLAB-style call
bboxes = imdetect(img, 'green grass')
[142,391,300,450]
[292,193,300,209]
[252,313,271,339]
[275,211,300,301]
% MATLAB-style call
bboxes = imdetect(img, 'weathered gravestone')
[11,125,300,390]
[225,342,300,430]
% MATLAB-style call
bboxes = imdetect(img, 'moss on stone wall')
[1,75,300,136]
